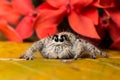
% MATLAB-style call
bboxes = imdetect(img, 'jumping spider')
[19,32,108,60]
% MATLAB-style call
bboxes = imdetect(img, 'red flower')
[12,0,37,39]
[0,0,22,42]
[35,0,100,39]
[15,0,100,39]
[1,0,119,50]
[94,0,120,49]
[15,0,67,39]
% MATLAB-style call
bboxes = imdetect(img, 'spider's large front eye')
[60,35,68,42]
[52,35,59,42]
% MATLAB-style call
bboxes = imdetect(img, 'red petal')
[71,0,93,7]
[36,2,56,10]
[0,20,22,42]
[46,0,68,8]
[114,0,120,8]
[68,11,100,39]
[93,0,115,8]
[110,38,120,50]
[107,9,120,42]
[0,1,21,25]
[16,16,35,39]
[108,22,120,42]
[81,6,98,25]
[107,9,120,27]
[0,0,8,4]
[35,8,66,39]
[12,0,34,15]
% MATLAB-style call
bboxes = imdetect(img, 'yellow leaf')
[0,41,120,80]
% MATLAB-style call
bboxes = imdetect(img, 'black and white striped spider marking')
[19,32,108,60]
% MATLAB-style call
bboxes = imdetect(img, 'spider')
[19,32,108,60]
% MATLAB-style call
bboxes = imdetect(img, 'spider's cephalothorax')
[19,32,108,60]
[41,33,74,59]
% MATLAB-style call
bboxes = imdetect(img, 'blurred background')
[0,0,120,50]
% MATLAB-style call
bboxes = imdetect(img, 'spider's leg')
[72,39,84,60]
[19,40,44,60]
[82,39,108,59]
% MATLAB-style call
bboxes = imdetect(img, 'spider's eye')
[52,35,59,42]
[60,35,68,42]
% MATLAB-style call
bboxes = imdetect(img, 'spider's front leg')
[19,40,43,60]
[82,39,108,59]
[72,39,84,60]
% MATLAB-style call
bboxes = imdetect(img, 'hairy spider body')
[20,32,108,60]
